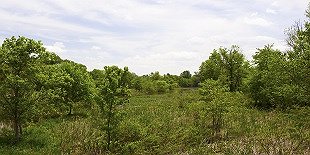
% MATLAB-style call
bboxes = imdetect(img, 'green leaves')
[199,79,228,103]
[250,44,309,109]
[38,61,95,115]
[0,36,51,141]
[199,45,248,92]
[93,66,131,151]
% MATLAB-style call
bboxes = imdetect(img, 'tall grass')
[0,88,309,154]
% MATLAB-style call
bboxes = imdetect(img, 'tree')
[150,71,162,81]
[178,77,193,87]
[199,79,229,140]
[285,6,310,105]
[155,80,170,93]
[250,6,310,109]
[95,66,130,151]
[180,70,192,79]
[199,46,248,92]
[179,70,193,87]
[199,50,222,82]
[220,45,247,92]
[40,61,95,115]
[249,44,308,109]
[249,45,288,108]
[0,36,52,142]
[249,5,310,109]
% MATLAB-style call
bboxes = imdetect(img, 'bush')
[141,80,156,94]
[155,80,169,93]
[178,78,192,87]
[199,79,228,102]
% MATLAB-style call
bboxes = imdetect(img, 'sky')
[0,0,308,75]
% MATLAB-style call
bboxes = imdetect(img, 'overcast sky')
[0,0,308,75]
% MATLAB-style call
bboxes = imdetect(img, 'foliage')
[38,61,95,115]
[0,36,53,142]
[95,66,130,151]
[131,72,179,94]
[1,89,310,154]
[178,70,197,88]
[154,80,170,93]
[1,5,310,153]
[180,70,192,79]
[199,79,228,102]
[250,44,309,109]
[199,80,229,141]
[199,45,248,92]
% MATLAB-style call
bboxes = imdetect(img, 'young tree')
[0,36,52,142]
[199,80,229,140]
[95,66,130,151]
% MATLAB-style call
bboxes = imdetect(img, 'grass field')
[1,88,310,154]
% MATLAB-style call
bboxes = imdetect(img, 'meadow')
[1,88,309,154]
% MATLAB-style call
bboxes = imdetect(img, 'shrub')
[155,80,169,93]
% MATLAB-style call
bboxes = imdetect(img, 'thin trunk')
[107,101,113,151]
[19,123,22,136]
[68,102,72,115]
[229,64,234,92]
[13,87,21,143]
[13,114,21,143]
[68,106,72,115]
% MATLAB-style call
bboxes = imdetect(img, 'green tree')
[220,45,247,92]
[199,46,248,92]
[150,71,162,81]
[178,78,193,87]
[199,79,229,140]
[155,80,169,93]
[180,70,192,79]
[0,36,52,142]
[285,6,310,105]
[249,44,308,109]
[250,45,287,108]
[250,6,310,109]
[179,70,194,87]
[41,61,95,115]
[96,66,130,151]
[199,50,222,82]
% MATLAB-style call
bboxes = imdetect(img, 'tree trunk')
[19,123,22,136]
[106,101,113,151]
[13,116,21,143]
[13,87,21,143]
[68,104,72,115]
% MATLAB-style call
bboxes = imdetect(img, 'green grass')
[1,88,310,154]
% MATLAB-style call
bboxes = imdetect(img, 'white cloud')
[119,51,203,75]
[0,0,309,74]
[244,13,273,27]
[271,0,307,9]
[45,42,66,54]
[266,9,277,14]
[91,46,101,50]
